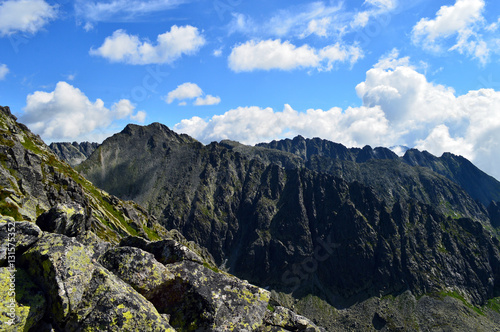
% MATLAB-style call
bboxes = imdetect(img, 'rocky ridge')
[0,105,323,331]
[49,141,99,167]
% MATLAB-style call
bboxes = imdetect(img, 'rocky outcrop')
[49,141,99,166]
[0,218,325,331]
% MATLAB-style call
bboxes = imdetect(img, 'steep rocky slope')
[77,121,500,330]
[49,141,99,167]
[0,106,323,331]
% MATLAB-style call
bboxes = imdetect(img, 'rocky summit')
[2,105,500,331]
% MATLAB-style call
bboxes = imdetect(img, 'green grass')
[0,189,23,220]
[437,291,485,316]
[485,297,500,313]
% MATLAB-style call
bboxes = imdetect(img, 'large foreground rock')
[18,231,174,331]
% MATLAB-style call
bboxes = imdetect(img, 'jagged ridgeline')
[74,121,500,329]
[0,105,324,332]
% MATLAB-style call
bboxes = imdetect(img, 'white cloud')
[228,39,363,72]
[411,0,496,64]
[213,48,223,57]
[165,82,220,106]
[174,104,389,147]
[0,0,57,36]
[90,25,205,65]
[352,0,397,28]
[21,82,146,141]
[166,82,202,104]
[412,0,484,44]
[194,95,221,106]
[415,124,474,159]
[355,50,460,130]
[301,17,331,38]
[0,64,9,80]
[75,0,186,24]
[229,2,343,39]
[131,110,147,122]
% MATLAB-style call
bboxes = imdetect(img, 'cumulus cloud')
[90,25,205,65]
[194,95,221,106]
[21,82,146,141]
[0,64,9,80]
[165,82,220,106]
[0,0,57,36]
[355,52,459,128]
[228,39,363,72]
[412,0,484,45]
[75,0,186,25]
[411,0,497,64]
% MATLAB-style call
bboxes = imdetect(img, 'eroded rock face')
[98,246,175,296]
[36,202,92,237]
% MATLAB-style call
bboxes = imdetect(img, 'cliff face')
[0,106,323,331]
[77,122,500,310]
[49,141,99,167]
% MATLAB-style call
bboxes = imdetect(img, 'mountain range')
[65,121,500,330]
[2,107,500,331]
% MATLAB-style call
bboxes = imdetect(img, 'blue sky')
[0,0,500,178]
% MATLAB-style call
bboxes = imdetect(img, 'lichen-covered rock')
[20,233,96,324]
[36,202,92,237]
[150,260,271,331]
[19,232,174,331]
[65,265,175,331]
[0,220,42,265]
[120,236,204,265]
[261,306,325,332]
[98,246,174,296]
[76,230,114,261]
[0,267,46,331]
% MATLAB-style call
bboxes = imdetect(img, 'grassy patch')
[437,291,485,316]
[203,262,220,273]
[0,190,23,220]
[485,297,500,313]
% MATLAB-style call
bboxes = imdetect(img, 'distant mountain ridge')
[256,135,500,207]
[49,141,99,166]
